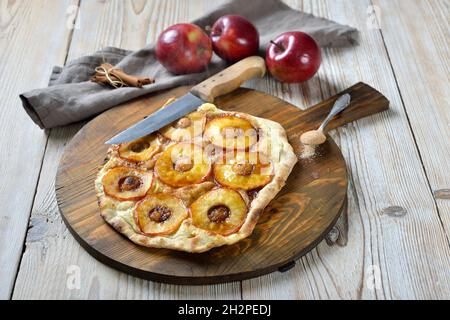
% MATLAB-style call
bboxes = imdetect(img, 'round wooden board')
[56,87,347,284]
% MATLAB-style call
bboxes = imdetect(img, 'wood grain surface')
[0,0,78,299]
[373,0,450,237]
[6,0,449,299]
[242,0,450,300]
[54,83,387,284]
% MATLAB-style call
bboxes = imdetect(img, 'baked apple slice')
[159,111,206,142]
[135,194,188,236]
[102,167,152,201]
[214,151,273,190]
[190,188,247,235]
[155,143,211,187]
[204,115,257,150]
[118,134,160,162]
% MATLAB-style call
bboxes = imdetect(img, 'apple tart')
[96,101,297,253]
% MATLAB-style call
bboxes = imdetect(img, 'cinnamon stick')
[90,63,155,88]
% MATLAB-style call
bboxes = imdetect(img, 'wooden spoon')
[300,93,351,146]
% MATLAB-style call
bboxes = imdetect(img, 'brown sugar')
[300,129,327,158]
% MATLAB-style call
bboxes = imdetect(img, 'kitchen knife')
[105,56,266,144]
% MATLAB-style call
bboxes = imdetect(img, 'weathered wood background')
[0,0,448,299]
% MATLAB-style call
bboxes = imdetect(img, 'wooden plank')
[242,0,450,299]
[372,0,450,236]
[13,0,450,299]
[12,0,239,299]
[0,0,77,299]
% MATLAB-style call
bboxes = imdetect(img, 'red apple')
[156,23,212,74]
[210,15,259,63]
[266,32,321,83]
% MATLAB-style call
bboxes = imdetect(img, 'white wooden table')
[1,0,448,300]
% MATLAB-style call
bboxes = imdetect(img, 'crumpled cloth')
[20,0,358,129]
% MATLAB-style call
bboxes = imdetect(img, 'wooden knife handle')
[191,56,266,102]
[297,82,390,132]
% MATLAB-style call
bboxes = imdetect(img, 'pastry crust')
[95,103,297,253]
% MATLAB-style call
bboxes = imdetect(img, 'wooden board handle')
[191,56,266,102]
[298,82,390,132]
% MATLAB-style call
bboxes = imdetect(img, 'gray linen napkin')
[20,0,358,129]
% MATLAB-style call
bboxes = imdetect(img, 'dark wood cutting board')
[55,82,389,284]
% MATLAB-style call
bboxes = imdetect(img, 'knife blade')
[105,93,203,144]
[105,56,266,144]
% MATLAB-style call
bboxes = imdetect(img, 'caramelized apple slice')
[190,188,247,236]
[155,143,211,187]
[159,111,206,142]
[204,115,257,150]
[135,194,188,236]
[214,151,273,190]
[102,167,152,201]
[118,134,160,162]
